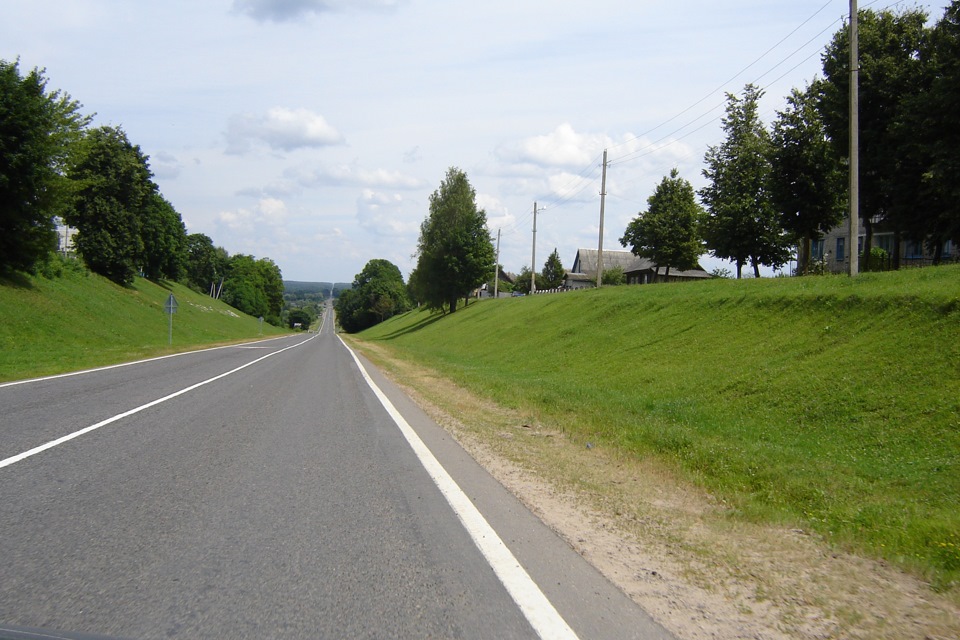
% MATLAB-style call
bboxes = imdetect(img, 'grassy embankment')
[0,265,289,382]
[356,265,960,592]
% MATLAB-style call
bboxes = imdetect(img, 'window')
[905,240,924,259]
[875,233,895,255]
[812,238,824,260]
[836,237,846,262]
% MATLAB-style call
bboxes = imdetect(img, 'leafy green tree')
[140,193,186,280]
[335,258,410,332]
[221,254,267,318]
[66,126,154,284]
[541,248,565,289]
[900,1,960,262]
[183,233,229,294]
[700,85,791,279]
[769,82,845,274]
[820,7,929,268]
[512,266,544,295]
[620,168,704,281]
[0,60,90,274]
[287,307,313,330]
[414,167,496,313]
[601,265,625,286]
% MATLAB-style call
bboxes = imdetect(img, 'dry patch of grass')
[349,336,960,640]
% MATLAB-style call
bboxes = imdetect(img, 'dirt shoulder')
[349,338,959,640]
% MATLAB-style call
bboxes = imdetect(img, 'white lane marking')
[0,335,296,389]
[339,338,579,640]
[0,335,317,470]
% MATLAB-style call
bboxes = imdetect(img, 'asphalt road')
[0,307,674,640]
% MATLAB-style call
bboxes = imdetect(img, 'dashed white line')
[0,335,316,470]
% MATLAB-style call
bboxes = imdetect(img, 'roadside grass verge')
[355,265,960,592]
[0,266,289,382]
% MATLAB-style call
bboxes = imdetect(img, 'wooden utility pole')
[494,228,501,298]
[849,0,860,277]
[596,150,608,287]
[531,202,538,293]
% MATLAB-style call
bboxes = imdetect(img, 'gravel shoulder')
[350,338,960,640]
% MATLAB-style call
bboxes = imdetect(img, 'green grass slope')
[0,267,289,382]
[359,265,960,590]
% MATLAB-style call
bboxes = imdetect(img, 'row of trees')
[622,4,960,278]
[1,60,285,324]
[335,4,960,330]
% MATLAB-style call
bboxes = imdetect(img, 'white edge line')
[0,335,296,389]
[0,335,316,470]
[338,337,579,640]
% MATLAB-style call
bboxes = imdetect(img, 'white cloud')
[149,151,182,179]
[289,163,423,190]
[225,107,344,155]
[497,123,611,169]
[216,197,289,233]
[233,0,402,22]
[355,190,420,237]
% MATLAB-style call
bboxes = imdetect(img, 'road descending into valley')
[0,306,673,639]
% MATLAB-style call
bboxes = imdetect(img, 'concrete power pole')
[531,202,538,293]
[494,228,501,298]
[849,0,860,277]
[596,149,608,288]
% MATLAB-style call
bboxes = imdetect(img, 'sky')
[3,0,947,283]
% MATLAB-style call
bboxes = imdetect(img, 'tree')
[0,60,90,274]
[140,193,186,280]
[700,85,791,278]
[287,307,313,330]
[820,7,929,268]
[541,248,565,289]
[769,82,845,274]
[601,265,626,286]
[414,167,496,313]
[183,233,228,294]
[256,257,284,325]
[900,1,960,261]
[619,168,704,281]
[335,259,410,333]
[66,126,154,284]
[512,266,543,295]
[219,254,283,325]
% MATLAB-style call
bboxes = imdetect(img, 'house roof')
[570,248,710,279]
[570,249,638,277]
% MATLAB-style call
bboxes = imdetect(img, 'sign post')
[258,316,264,336]
[164,293,178,344]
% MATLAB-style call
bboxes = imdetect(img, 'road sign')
[165,294,178,345]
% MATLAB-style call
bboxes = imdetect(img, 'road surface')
[0,307,673,639]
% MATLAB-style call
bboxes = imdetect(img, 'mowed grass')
[0,266,289,382]
[358,265,960,591]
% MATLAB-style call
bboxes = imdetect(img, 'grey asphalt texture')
[0,309,674,640]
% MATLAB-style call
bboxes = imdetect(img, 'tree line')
[1,59,285,325]
[624,3,960,278]
[342,4,960,331]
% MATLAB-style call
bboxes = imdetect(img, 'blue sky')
[3,0,945,282]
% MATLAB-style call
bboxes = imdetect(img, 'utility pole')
[494,228,501,298]
[530,202,538,293]
[596,149,608,287]
[849,0,860,277]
